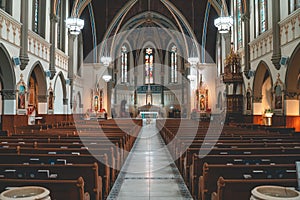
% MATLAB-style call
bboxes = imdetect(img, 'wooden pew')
[211,177,297,200]
[199,163,296,200]
[189,153,300,197]
[0,163,101,200]
[0,177,87,200]
[0,153,110,199]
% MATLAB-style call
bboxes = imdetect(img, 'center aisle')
[107,119,193,200]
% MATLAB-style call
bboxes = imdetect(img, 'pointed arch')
[285,42,300,96]
[0,43,15,91]
[253,61,273,100]
[54,71,67,100]
[28,61,47,102]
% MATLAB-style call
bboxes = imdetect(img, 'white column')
[38,103,48,114]
[4,100,16,114]
[1,89,16,114]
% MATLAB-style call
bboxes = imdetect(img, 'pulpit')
[263,112,273,126]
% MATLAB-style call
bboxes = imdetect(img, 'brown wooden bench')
[0,162,101,200]
[211,177,297,200]
[0,177,87,200]
[199,163,296,200]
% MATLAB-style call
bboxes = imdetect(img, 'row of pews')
[157,119,300,200]
[0,119,142,200]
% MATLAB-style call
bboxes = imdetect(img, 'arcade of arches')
[0,0,299,199]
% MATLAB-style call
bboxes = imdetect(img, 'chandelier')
[100,56,112,67]
[214,3,233,34]
[66,17,84,35]
[187,74,197,81]
[214,16,233,33]
[188,57,199,66]
[102,74,112,82]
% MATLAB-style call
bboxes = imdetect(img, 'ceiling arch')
[74,0,223,63]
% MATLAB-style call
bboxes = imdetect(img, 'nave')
[0,118,299,200]
[108,120,192,200]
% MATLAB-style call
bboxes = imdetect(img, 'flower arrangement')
[27,106,35,115]
[264,108,273,114]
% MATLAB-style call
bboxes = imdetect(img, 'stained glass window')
[32,0,45,37]
[57,0,66,51]
[289,0,300,13]
[145,48,154,84]
[0,0,11,14]
[259,0,267,33]
[237,0,242,48]
[33,0,40,34]
[170,46,178,83]
[121,46,128,83]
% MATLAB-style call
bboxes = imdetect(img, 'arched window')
[259,0,267,34]
[145,48,154,84]
[237,0,242,48]
[0,0,12,14]
[289,0,300,14]
[32,0,46,38]
[170,46,178,83]
[57,0,66,51]
[121,46,128,83]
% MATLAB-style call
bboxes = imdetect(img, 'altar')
[140,111,158,119]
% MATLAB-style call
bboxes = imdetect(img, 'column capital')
[1,89,16,100]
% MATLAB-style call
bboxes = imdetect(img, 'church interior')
[0,0,299,199]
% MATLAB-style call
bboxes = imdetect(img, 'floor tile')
[107,120,193,200]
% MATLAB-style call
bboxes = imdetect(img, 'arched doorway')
[286,44,300,99]
[28,62,47,114]
[253,61,273,115]
[285,44,300,119]
[54,72,67,114]
[0,44,16,130]
[72,91,82,114]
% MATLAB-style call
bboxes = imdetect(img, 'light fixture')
[100,56,112,67]
[102,74,112,82]
[214,16,233,33]
[187,74,197,81]
[188,57,199,66]
[66,17,84,35]
[100,0,112,67]
[214,4,233,33]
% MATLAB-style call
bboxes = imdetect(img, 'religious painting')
[28,77,36,106]
[94,95,99,111]
[48,83,54,110]
[200,94,205,111]
[274,85,282,109]
[16,74,27,110]
[48,91,54,110]
[18,85,26,109]
[246,91,251,110]
[196,74,209,112]
[273,73,284,112]
[246,83,252,111]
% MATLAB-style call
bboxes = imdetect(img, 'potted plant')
[264,108,273,118]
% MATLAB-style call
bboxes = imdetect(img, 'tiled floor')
[107,119,193,200]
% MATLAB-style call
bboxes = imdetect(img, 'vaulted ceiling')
[70,0,230,64]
